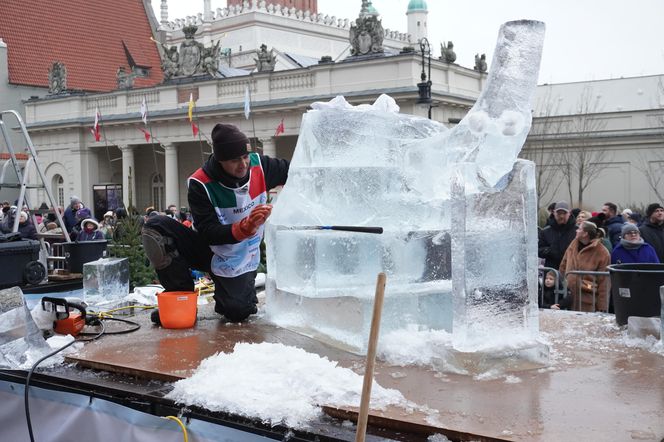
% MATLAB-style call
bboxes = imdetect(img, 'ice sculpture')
[266,20,547,371]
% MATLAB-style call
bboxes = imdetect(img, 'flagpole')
[97,100,114,170]
[144,95,161,180]
[247,85,259,153]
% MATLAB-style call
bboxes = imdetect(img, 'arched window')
[52,174,64,207]
[151,173,164,212]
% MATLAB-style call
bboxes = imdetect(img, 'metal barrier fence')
[564,270,610,312]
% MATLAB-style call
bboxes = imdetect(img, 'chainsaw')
[40,297,87,336]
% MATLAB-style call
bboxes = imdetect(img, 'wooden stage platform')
[67,308,664,441]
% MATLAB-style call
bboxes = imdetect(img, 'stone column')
[163,143,180,209]
[119,144,136,209]
[260,136,277,158]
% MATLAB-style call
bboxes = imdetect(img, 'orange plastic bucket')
[157,291,197,329]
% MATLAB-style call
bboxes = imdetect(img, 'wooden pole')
[355,272,387,442]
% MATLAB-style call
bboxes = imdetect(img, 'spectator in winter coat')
[639,203,664,262]
[575,210,592,226]
[538,270,572,310]
[17,211,37,239]
[63,196,83,233]
[70,207,93,241]
[559,221,611,312]
[76,219,105,241]
[611,223,660,264]
[602,202,625,248]
[538,201,577,270]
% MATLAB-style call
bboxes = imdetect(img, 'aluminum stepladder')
[0,110,71,281]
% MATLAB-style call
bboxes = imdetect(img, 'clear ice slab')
[266,20,548,372]
[83,257,130,306]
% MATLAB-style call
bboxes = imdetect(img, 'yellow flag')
[188,93,194,122]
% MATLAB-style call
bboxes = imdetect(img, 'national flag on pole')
[90,106,101,142]
[138,127,151,142]
[274,118,284,136]
[140,96,148,125]
[188,93,194,122]
[191,121,199,136]
[243,86,251,120]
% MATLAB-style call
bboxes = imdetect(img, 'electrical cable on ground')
[163,415,189,442]
[23,305,143,441]
[24,322,105,442]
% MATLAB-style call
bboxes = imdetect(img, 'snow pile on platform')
[167,342,411,428]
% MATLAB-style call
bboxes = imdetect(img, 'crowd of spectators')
[538,200,664,312]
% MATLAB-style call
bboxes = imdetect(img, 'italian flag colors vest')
[188,153,267,277]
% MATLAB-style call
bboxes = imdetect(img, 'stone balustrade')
[161,1,411,43]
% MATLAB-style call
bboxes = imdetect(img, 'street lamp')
[416,37,433,119]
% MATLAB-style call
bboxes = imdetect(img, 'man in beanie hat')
[611,223,659,265]
[63,195,83,234]
[143,123,289,322]
[639,202,664,262]
[538,201,577,270]
[559,221,610,312]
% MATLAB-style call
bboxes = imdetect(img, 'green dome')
[367,4,378,14]
[407,0,428,12]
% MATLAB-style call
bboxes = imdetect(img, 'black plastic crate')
[59,240,108,273]
[0,239,41,287]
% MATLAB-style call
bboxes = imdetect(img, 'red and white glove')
[231,204,272,241]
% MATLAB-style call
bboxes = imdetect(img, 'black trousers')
[144,216,258,322]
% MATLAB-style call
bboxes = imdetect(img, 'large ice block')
[266,20,547,370]
[83,257,130,306]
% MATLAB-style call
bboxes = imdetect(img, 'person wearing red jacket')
[142,123,289,322]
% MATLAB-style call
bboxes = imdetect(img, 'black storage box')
[60,240,108,273]
[608,263,664,326]
[0,239,41,287]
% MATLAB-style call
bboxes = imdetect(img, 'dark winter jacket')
[611,242,660,264]
[538,216,577,270]
[639,221,664,262]
[604,215,625,248]
[63,206,78,233]
[18,221,37,240]
[187,154,289,246]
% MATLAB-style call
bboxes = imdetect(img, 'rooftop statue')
[440,41,456,63]
[349,0,384,56]
[47,61,67,94]
[154,25,222,79]
[255,44,277,72]
[474,53,488,73]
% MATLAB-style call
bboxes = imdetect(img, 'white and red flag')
[90,106,101,142]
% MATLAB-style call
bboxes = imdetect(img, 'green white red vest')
[188,153,267,277]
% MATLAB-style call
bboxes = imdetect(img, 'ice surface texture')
[83,258,130,306]
[266,21,546,358]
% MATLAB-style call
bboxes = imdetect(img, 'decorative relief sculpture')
[116,66,134,89]
[155,25,222,79]
[440,41,457,63]
[255,44,277,72]
[349,0,384,56]
[47,61,67,94]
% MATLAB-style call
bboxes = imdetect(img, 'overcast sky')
[152,0,664,84]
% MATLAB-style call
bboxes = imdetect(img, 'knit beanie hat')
[211,123,249,161]
[76,207,92,220]
[621,223,639,237]
[645,203,663,218]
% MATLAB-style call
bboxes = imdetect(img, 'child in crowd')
[539,270,572,310]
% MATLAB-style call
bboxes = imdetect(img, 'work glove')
[231,204,272,241]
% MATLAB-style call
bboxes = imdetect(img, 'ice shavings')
[166,342,411,428]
